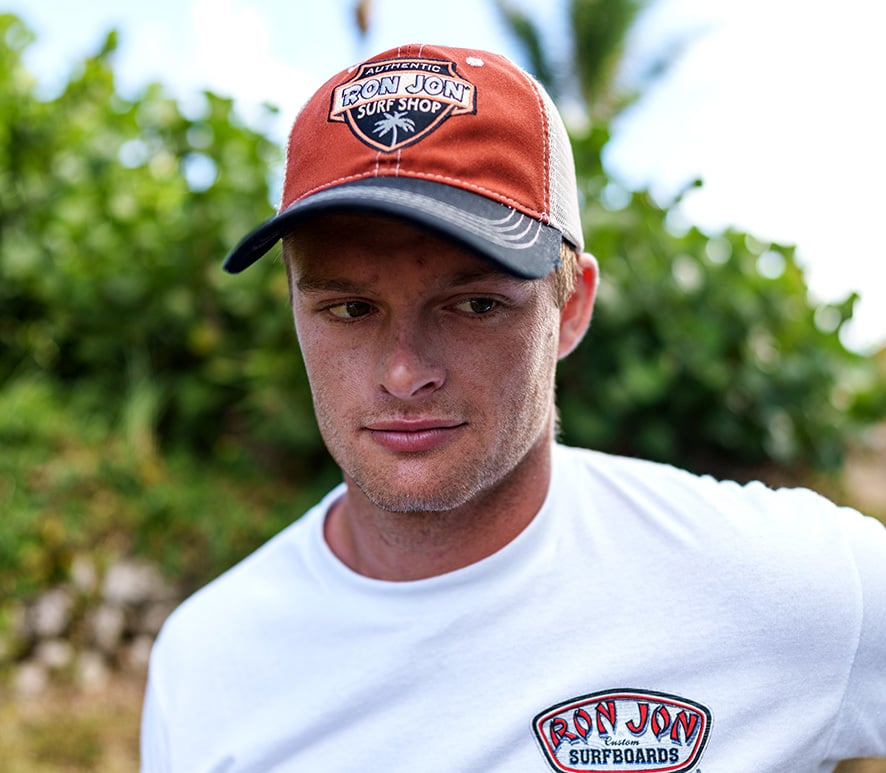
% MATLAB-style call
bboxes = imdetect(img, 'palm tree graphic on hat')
[373,111,416,148]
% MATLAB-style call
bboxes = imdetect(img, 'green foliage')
[0,14,323,464]
[0,14,334,611]
[558,125,879,473]
[0,375,337,604]
[493,1,557,95]
[569,0,642,113]
[495,0,648,117]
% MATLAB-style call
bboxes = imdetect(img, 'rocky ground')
[0,669,144,772]
[0,557,172,771]
[6,558,177,699]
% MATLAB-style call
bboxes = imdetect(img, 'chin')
[354,478,479,514]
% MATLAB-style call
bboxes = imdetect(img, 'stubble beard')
[349,441,533,514]
[315,395,554,517]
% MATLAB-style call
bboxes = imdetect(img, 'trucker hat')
[223,43,583,279]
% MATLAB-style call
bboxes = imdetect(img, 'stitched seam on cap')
[405,171,542,216]
[291,171,546,220]
[516,67,549,219]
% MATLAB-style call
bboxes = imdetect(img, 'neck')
[324,436,553,581]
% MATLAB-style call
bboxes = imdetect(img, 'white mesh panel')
[538,85,584,251]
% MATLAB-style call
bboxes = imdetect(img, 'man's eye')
[328,301,373,319]
[454,298,498,315]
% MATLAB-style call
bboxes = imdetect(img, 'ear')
[558,252,598,360]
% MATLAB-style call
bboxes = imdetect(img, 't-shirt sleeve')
[824,509,886,762]
[140,663,171,773]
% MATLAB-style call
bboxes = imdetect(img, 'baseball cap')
[223,43,584,279]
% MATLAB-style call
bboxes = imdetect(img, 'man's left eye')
[328,301,373,319]
[454,298,498,314]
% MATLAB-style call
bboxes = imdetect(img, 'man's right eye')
[327,301,373,319]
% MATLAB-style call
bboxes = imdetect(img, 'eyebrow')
[296,267,526,295]
[295,277,366,294]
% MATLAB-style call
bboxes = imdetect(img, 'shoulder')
[555,442,869,529]
[150,485,342,665]
[553,443,886,591]
[553,445,886,699]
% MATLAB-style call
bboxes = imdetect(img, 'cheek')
[518,317,560,412]
[295,320,344,404]
[519,319,559,393]
[459,316,558,408]
[295,321,374,425]
[514,307,559,367]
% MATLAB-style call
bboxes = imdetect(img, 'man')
[141,44,886,772]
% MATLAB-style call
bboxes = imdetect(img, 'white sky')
[6,0,886,352]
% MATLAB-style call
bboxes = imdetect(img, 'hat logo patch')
[532,689,712,772]
[329,57,476,152]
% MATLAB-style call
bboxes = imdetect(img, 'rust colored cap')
[224,43,583,278]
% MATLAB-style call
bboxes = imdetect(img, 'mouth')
[364,419,467,453]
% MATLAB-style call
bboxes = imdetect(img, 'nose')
[377,320,445,400]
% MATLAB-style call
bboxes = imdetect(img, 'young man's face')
[288,212,566,515]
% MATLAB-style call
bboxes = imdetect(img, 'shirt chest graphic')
[532,688,713,772]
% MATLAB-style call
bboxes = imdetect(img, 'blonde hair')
[554,240,581,308]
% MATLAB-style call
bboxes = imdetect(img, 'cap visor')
[223,177,562,278]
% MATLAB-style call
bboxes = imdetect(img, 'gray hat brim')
[223,177,563,279]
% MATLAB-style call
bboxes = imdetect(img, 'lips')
[364,419,466,453]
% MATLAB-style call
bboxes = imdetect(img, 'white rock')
[90,604,127,654]
[103,560,174,606]
[15,660,48,697]
[34,638,74,671]
[29,588,74,639]
[77,650,110,692]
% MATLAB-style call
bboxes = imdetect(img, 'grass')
[0,672,144,772]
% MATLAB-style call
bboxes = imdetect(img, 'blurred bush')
[0,15,335,611]
[0,17,323,464]
[557,124,886,474]
[0,375,337,605]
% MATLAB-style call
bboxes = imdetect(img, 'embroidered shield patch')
[329,56,476,152]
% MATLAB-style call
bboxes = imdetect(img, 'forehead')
[285,212,535,287]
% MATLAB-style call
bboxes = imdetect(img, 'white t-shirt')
[141,444,886,772]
